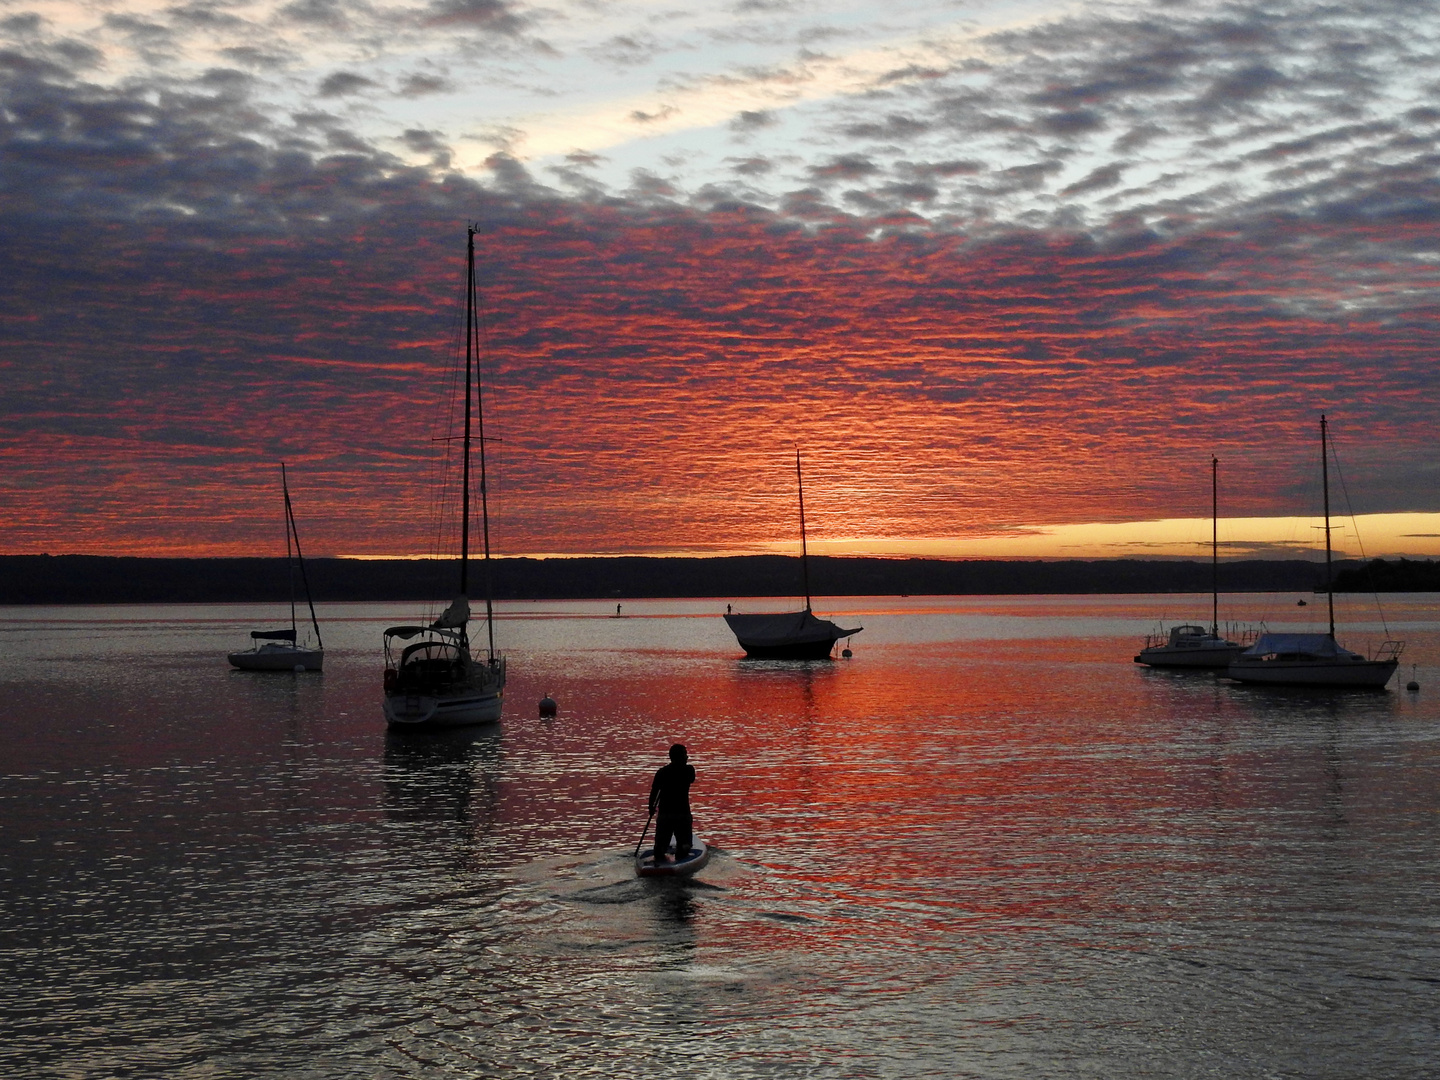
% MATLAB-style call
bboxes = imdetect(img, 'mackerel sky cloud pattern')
[1,0,1438,557]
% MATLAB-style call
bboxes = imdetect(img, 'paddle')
[633,800,657,860]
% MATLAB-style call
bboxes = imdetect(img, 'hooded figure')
[648,744,696,862]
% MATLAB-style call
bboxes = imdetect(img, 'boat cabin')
[383,626,471,692]
[1165,625,1213,648]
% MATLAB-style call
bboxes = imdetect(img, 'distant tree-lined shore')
[5,554,1431,605]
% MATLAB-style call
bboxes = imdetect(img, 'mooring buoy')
[539,694,558,717]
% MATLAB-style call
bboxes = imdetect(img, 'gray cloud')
[318,71,378,98]
[401,127,452,167]
[730,109,778,132]
[1061,163,1127,197]
[397,72,454,97]
[810,153,880,181]
[586,33,663,68]
[729,156,774,176]
[220,46,293,71]
[424,0,527,34]
[629,105,677,124]
[1,13,43,35]
[279,0,352,28]
[3,0,1440,552]
[842,113,930,141]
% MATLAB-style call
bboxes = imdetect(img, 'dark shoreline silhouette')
[3,553,1427,605]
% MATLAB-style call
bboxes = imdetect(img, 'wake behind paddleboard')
[635,838,710,878]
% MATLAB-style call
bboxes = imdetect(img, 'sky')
[2,0,1439,561]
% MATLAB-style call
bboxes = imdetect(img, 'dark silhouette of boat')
[1134,456,1246,668]
[228,464,324,672]
[1226,416,1402,688]
[723,450,861,659]
[383,227,506,728]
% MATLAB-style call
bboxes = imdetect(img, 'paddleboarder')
[648,744,695,863]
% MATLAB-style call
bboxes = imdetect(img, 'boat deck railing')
[1375,640,1405,662]
[1140,622,1260,651]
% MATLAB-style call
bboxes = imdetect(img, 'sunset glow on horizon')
[3,0,1439,561]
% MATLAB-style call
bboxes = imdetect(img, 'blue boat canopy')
[1241,633,1358,659]
[251,629,297,641]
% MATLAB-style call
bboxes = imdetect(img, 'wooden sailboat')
[382,227,506,728]
[1226,416,1403,688]
[228,463,324,671]
[723,450,861,659]
[1134,456,1246,668]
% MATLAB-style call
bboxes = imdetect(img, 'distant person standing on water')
[649,744,695,862]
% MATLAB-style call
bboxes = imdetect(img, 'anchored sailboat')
[228,463,324,672]
[723,450,862,659]
[382,227,506,728]
[1226,416,1403,688]
[1134,456,1246,669]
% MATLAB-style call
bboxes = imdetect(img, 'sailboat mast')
[796,448,811,611]
[1321,414,1334,637]
[459,229,474,603]
[473,230,497,662]
[283,462,297,639]
[282,463,323,650]
[1211,455,1219,636]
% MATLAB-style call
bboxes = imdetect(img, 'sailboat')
[1226,416,1403,688]
[228,463,324,672]
[723,450,862,659]
[1134,456,1246,669]
[382,227,507,729]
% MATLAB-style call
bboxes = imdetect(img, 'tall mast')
[1321,414,1334,637]
[796,448,811,611]
[282,463,323,650]
[1211,455,1219,636]
[283,462,296,639]
[459,229,474,605]
[473,227,496,662]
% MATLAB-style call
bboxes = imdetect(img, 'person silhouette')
[648,744,695,862]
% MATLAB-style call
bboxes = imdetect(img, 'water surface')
[2,594,1437,1078]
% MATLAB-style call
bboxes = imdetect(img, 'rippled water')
[3,594,1438,1078]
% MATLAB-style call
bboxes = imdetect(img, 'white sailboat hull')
[229,645,324,671]
[384,686,502,728]
[1134,643,1246,668]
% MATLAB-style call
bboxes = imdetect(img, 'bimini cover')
[432,595,471,629]
[724,609,862,647]
[1241,633,1355,659]
[251,629,297,641]
[383,625,463,641]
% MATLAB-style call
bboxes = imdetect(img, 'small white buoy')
[539,693,557,717]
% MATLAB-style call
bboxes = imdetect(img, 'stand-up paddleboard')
[636,838,709,878]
